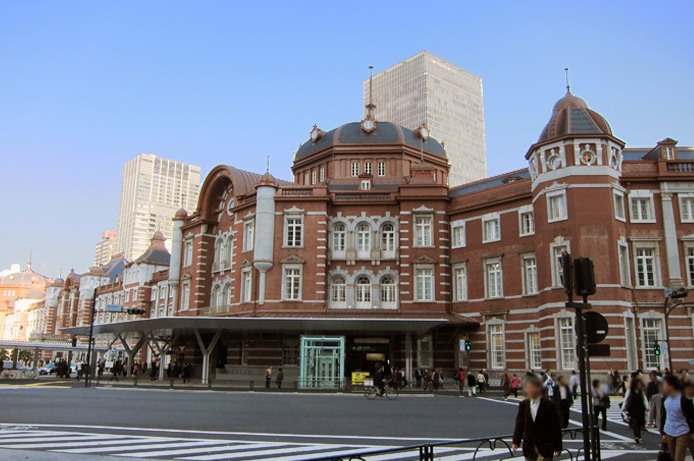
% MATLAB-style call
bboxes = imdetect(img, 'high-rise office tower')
[115,154,201,260]
[93,229,117,265]
[364,50,486,185]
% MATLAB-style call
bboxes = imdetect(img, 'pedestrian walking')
[648,381,665,429]
[467,370,477,397]
[75,361,82,381]
[265,367,272,388]
[543,369,554,399]
[512,375,563,460]
[415,368,423,388]
[623,378,648,443]
[477,370,487,393]
[570,370,580,399]
[647,371,660,403]
[276,368,284,389]
[502,368,510,400]
[660,374,694,461]
[511,374,521,398]
[592,379,609,431]
[552,375,574,428]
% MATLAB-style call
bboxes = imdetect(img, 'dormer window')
[361,179,371,190]
[664,147,675,160]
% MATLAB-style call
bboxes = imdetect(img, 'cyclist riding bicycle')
[374,366,386,396]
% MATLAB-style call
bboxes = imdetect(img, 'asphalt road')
[0,385,664,460]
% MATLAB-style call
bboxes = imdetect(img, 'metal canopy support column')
[405,333,413,386]
[194,330,222,385]
[116,333,147,371]
[32,348,39,380]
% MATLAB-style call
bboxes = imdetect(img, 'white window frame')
[311,170,316,185]
[642,316,664,369]
[331,223,346,253]
[319,167,325,183]
[180,283,190,311]
[558,316,576,371]
[351,162,359,177]
[518,206,534,237]
[356,223,371,256]
[482,214,501,243]
[282,265,302,301]
[613,190,627,222]
[413,215,433,247]
[633,242,660,288]
[451,220,466,248]
[364,161,372,175]
[679,194,694,223]
[618,239,631,287]
[484,257,503,298]
[355,275,372,308]
[379,275,397,309]
[303,172,309,185]
[183,240,193,267]
[521,252,538,295]
[361,179,371,190]
[452,263,468,301]
[488,322,505,370]
[414,266,434,301]
[550,240,570,287]
[527,331,542,370]
[547,190,568,223]
[243,219,254,252]
[629,191,656,223]
[686,244,694,287]
[284,214,304,248]
[381,223,396,254]
[664,147,675,160]
[330,275,346,308]
[378,161,386,177]
[241,267,252,303]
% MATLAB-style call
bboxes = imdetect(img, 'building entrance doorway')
[299,336,344,388]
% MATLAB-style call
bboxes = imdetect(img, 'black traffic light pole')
[84,288,97,388]
[663,288,689,371]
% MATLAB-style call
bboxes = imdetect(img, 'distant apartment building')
[365,50,486,186]
[93,229,117,265]
[115,154,201,260]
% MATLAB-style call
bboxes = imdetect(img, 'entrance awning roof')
[59,316,462,337]
[0,340,112,352]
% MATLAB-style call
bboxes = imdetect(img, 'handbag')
[657,442,672,461]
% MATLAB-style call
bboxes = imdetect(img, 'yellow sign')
[351,372,370,385]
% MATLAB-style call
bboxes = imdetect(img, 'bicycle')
[364,379,398,400]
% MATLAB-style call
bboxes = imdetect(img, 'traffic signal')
[574,257,596,297]
[126,308,146,315]
[465,340,472,351]
[560,251,573,296]
[71,337,77,347]
[654,344,661,356]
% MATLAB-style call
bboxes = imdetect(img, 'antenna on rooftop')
[365,66,376,120]
[266,154,270,173]
[564,68,571,93]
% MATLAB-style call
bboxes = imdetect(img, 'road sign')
[584,311,609,344]
[106,304,122,313]
[588,344,611,357]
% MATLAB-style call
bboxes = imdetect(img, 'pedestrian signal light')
[465,340,472,351]
[654,344,661,356]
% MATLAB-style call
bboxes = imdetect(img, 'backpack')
[600,395,611,408]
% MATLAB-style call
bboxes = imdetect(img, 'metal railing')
[312,428,585,461]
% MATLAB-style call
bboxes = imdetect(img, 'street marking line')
[21,438,172,450]
[0,435,123,448]
[114,442,258,458]
[257,446,384,461]
[56,440,240,454]
[177,444,346,460]
[0,431,71,439]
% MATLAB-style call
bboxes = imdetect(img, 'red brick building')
[63,90,694,385]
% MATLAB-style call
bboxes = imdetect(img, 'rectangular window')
[180,283,190,311]
[356,224,371,252]
[619,242,631,286]
[614,191,626,221]
[528,332,542,370]
[243,220,254,252]
[643,318,663,369]
[364,162,372,175]
[630,197,653,222]
[635,247,657,287]
[378,161,386,176]
[414,215,433,246]
[361,180,371,190]
[453,264,467,301]
[351,162,359,177]
[282,266,302,301]
[311,170,316,185]
[522,254,538,294]
[558,317,576,370]
[482,216,500,243]
[484,259,503,298]
[319,167,325,183]
[547,191,568,222]
[664,147,675,160]
[519,211,534,236]
[551,244,569,287]
[687,247,694,286]
[415,268,434,301]
[332,224,346,252]
[489,324,505,369]
[680,196,694,223]
[183,240,193,267]
[451,222,466,248]
[381,224,396,252]
[304,172,309,185]
[285,216,303,247]
[241,269,252,303]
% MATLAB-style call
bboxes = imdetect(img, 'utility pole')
[84,288,97,388]
[664,287,689,371]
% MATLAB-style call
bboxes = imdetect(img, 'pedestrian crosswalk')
[0,426,657,460]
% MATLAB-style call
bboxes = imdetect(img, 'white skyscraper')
[115,154,201,260]
[364,50,486,185]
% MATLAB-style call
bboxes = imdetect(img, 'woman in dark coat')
[624,378,648,443]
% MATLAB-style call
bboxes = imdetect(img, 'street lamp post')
[84,288,98,388]
[663,287,689,372]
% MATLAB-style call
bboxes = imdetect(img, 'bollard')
[249,380,254,391]
[208,379,212,390]
[133,377,138,387]
[293,380,298,391]
[169,378,174,389]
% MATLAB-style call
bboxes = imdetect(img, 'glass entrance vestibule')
[299,336,345,388]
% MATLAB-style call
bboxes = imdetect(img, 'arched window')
[381,223,396,252]
[224,283,232,306]
[211,286,221,308]
[330,275,346,308]
[355,275,372,308]
[332,223,346,252]
[380,275,397,308]
[356,223,371,253]
[226,236,234,268]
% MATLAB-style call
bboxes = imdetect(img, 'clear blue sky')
[1,1,692,279]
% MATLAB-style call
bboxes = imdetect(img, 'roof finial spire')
[27,247,32,270]
[564,67,571,94]
[365,65,376,120]
[266,154,270,173]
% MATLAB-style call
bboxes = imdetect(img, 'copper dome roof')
[538,91,612,143]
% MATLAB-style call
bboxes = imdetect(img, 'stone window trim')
[240,266,253,303]
[281,263,303,301]
[518,205,535,237]
[483,256,504,299]
[640,311,665,369]
[452,262,468,302]
[546,189,568,223]
[486,317,506,370]
[412,207,435,248]
[413,255,436,302]
[678,193,694,223]
[183,238,194,267]
[451,219,466,248]
[630,239,662,289]
[618,237,632,288]
[556,314,576,371]
[613,189,627,222]
[520,251,538,296]
[549,238,571,288]
[482,212,501,243]
[242,216,255,253]
[628,190,656,223]
[282,207,306,248]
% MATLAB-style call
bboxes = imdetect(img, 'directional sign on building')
[106,304,123,313]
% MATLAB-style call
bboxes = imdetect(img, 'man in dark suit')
[552,375,574,428]
[513,375,563,460]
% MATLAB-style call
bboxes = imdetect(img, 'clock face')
[310,129,319,142]
[363,120,374,131]
[421,128,429,139]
